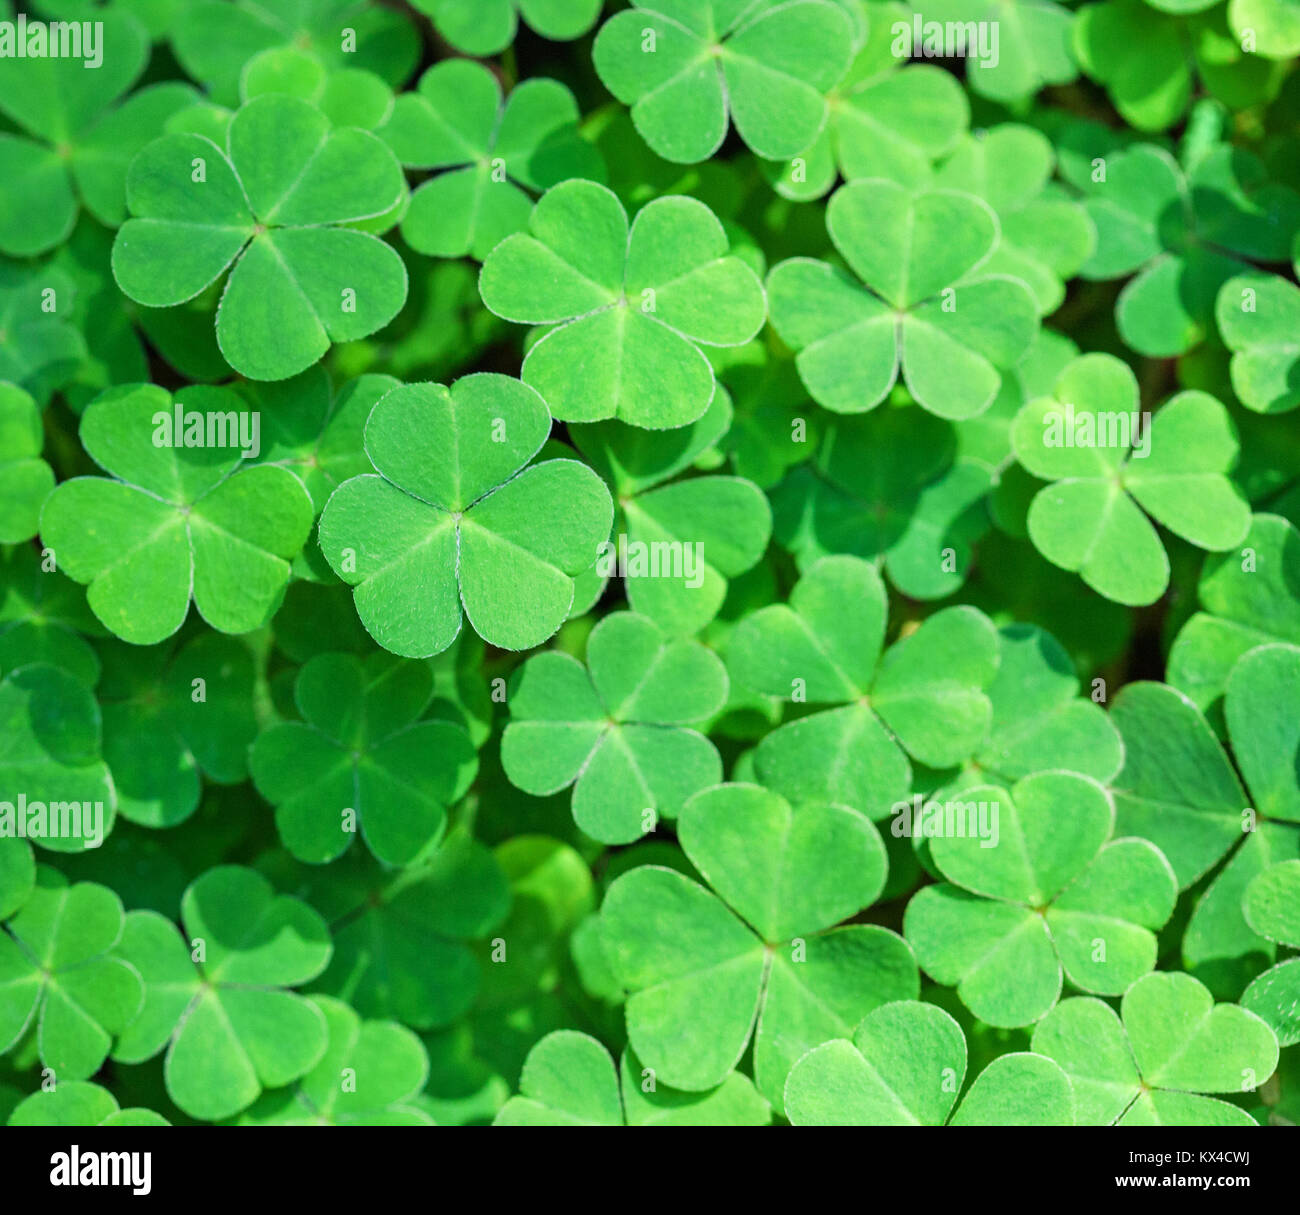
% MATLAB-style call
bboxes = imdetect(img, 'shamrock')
[250,652,478,865]
[1167,513,1300,716]
[0,383,54,544]
[501,611,727,844]
[1076,142,1300,357]
[904,771,1178,1027]
[0,546,104,689]
[767,179,1039,420]
[1110,654,1300,993]
[1010,354,1251,606]
[318,376,613,657]
[0,664,116,852]
[0,867,142,1081]
[0,12,198,257]
[380,60,603,261]
[40,384,315,644]
[414,0,605,57]
[784,1000,1074,1124]
[1241,861,1300,1046]
[111,867,333,1122]
[495,1029,771,1125]
[97,633,256,830]
[600,781,912,1105]
[728,556,999,820]
[1032,973,1279,1124]
[8,1081,168,1127]
[479,180,765,428]
[592,0,854,164]
[1216,271,1300,415]
[112,93,409,381]
[570,393,773,632]
[171,0,420,106]
[234,996,433,1125]
[0,261,86,405]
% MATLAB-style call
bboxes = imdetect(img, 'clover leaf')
[495,1029,771,1125]
[905,771,1177,1027]
[0,261,86,405]
[593,0,853,164]
[0,546,104,689]
[380,59,603,260]
[40,384,314,644]
[0,382,54,544]
[1011,354,1251,606]
[784,1000,1074,1124]
[480,180,765,428]
[1216,271,1300,414]
[729,555,999,819]
[1241,860,1300,1046]
[251,652,477,865]
[1032,973,1279,1124]
[768,179,1039,420]
[414,0,605,57]
[111,866,332,1122]
[8,1081,168,1127]
[1229,0,1300,56]
[0,866,142,1081]
[0,838,33,922]
[320,376,612,656]
[112,93,408,381]
[600,781,912,1105]
[502,611,726,844]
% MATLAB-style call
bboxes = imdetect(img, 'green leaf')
[0,382,54,543]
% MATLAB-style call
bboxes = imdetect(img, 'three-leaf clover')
[767,179,1039,419]
[0,382,54,544]
[1010,354,1251,606]
[318,375,613,656]
[784,1000,1074,1124]
[40,384,315,644]
[1241,861,1300,1046]
[112,93,408,381]
[414,0,605,57]
[1216,271,1300,414]
[479,180,766,428]
[0,545,105,690]
[7,1081,167,1127]
[1031,973,1279,1124]
[111,866,332,1122]
[904,771,1178,1027]
[502,611,727,844]
[250,652,478,865]
[495,1029,771,1125]
[0,867,142,1081]
[600,781,913,1106]
[593,0,854,163]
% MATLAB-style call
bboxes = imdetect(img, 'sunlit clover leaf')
[7,1080,167,1127]
[319,376,612,656]
[1229,0,1300,56]
[0,262,86,405]
[495,1029,771,1125]
[1032,974,1279,1124]
[112,94,408,381]
[1216,272,1300,414]
[96,632,255,830]
[729,556,999,819]
[233,996,433,1125]
[768,179,1039,420]
[379,59,603,261]
[1242,861,1300,1046]
[0,383,54,545]
[238,48,395,135]
[1011,354,1251,606]
[904,771,1177,1027]
[111,867,332,1122]
[251,651,477,865]
[0,867,142,1081]
[414,0,604,57]
[784,1001,1073,1124]
[934,124,1097,315]
[172,0,420,106]
[593,0,854,164]
[0,13,195,256]
[480,180,765,428]
[1077,143,1300,356]
[40,384,314,644]
[1168,513,1300,716]
[570,394,773,632]
[600,782,911,1105]
[0,664,116,852]
[0,546,106,690]
[502,611,726,845]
